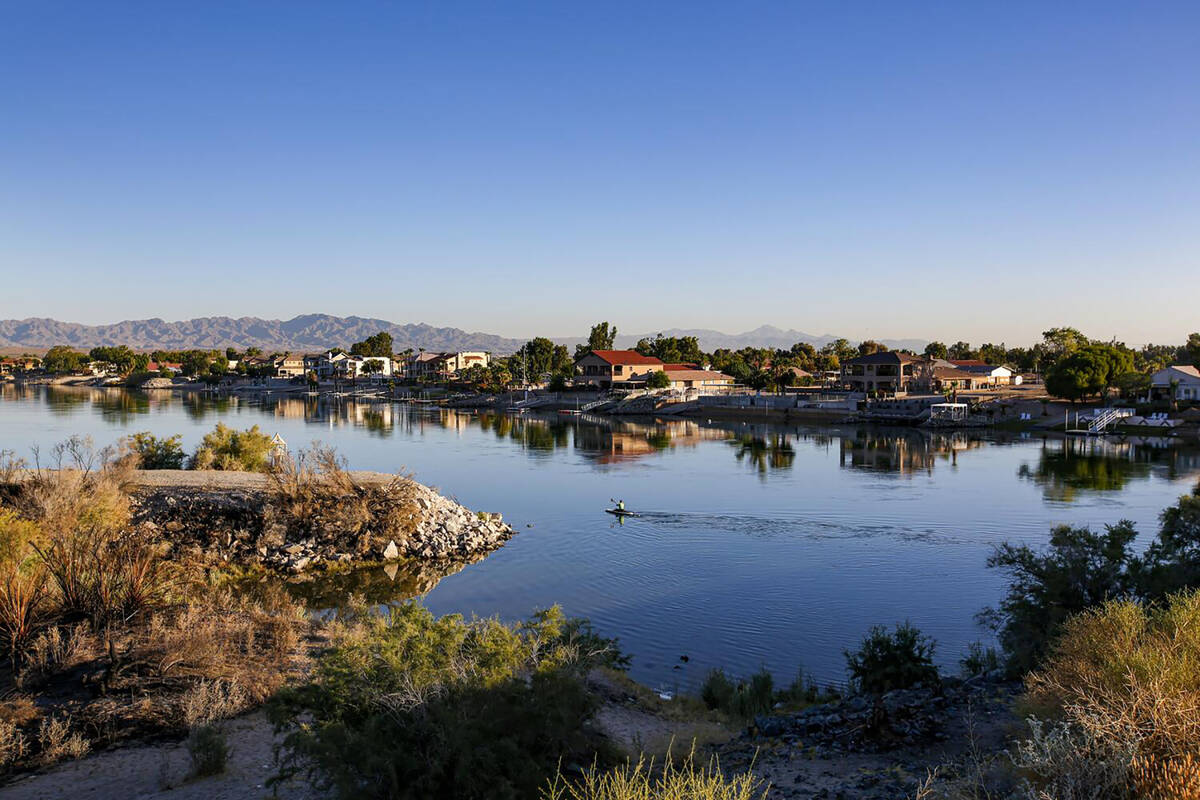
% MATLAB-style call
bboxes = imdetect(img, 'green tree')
[1045,343,1134,402]
[88,345,139,374]
[1041,327,1089,364]
[646,370,670,389]
[948,341,976,360]
[923,341,948,360]
[857,339,887,357]
[514,337,560,380]
[634,334,703,365]
[41,345,89,374]
[350,331,394,358]
[360,358,385,379]
[1187,332,1200,367]
[978,342,1008,366]
[574,322,618,359]
[1133,484,1200,601]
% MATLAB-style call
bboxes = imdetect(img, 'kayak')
[605,508,639,517]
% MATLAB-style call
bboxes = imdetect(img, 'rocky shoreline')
[123,470,517,573]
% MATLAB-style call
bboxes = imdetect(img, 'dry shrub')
[179,679,250,727]
[542,746,768,800]
[133,587,306,703]
[266,444,419,556]
[1015,590,1200,799]
[14,437,135,537]
[36,714,89,764]
[21,623,81,679]
[1132,752,1200,800]
[187,723,228,777]
[0,719,27,772]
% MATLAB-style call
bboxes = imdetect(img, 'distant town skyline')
[2,2,1197,344]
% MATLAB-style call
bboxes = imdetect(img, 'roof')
[949,359,990,367]
[580,350,664,366]
[662,362,701,371]
[665,370,733,382]
[845,351,923,366]
[933,367,985,381]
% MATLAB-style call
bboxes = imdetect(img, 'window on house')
[614,365,623,374]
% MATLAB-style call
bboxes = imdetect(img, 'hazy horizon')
[3,2,1197,343]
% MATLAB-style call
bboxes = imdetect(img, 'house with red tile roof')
[574,349,666,389]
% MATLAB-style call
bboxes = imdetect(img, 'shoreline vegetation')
[0,433,1197,797]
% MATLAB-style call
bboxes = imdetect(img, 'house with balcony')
[312,351,394,380]
[574,350,665,389]
[840,352,930,395]
[406,351,489,381]
[273,353,307,378]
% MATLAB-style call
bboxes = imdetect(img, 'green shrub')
[191,423,275,472]
[187,724,228,777]
[1133,483,1200,601]
[697,666,785,719]
[122,432,186,469]
[959,641,1001,678]
[270,603,624,800]
[646,370,670,390]
[981,521,1138,676]
[844,622,938,694]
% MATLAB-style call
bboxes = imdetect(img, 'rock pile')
[130,475,516,573]
[752,673,1015,756]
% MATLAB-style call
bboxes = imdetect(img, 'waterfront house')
[273,354,307,378]
[406,351,489,381]
[930,366,990,391]
[1150,365,1200,403]
[662,369,735,391]
[946,360,1018,386]
[0,356,41,375]
[145,361,183,375]
[314,351,394,380]
[840,352,930,394]
[574,350,665,389]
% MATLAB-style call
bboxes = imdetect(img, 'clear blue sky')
[2,1,1198,345]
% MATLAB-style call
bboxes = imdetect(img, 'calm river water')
[3,385,1198,690]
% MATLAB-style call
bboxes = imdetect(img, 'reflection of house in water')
[572,418,726,464]
[1019,437,1200,502]
[839,431,986,476]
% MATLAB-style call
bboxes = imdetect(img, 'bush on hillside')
[191,423,275,471]
[270,603,625,800]
[122,432,186,469]
[1015,590,1200,799]
[844,622,938,694]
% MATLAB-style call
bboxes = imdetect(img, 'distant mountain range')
[0,316,928,355]
[609,326,928,353]
[0,315,526,354]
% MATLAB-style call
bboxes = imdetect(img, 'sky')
[1,1,1198,346]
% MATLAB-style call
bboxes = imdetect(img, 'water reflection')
[1019,437,1200,502]
[731,434,796,475]
[839,429,986,476]
[242,556,483,614]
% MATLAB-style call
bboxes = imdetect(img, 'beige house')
[407,351,490,380]
[574,350,665,389]
[663,368,734,391]
[273,354,307,378]
[841,352,930,394]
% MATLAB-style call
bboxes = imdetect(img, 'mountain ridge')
[0,315,929,354]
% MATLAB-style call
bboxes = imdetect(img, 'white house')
[1150,365,1200,402]
[313,351,394,380]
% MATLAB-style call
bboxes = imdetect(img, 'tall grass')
[542,748,768,800]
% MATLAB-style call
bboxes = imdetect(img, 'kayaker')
[617,499,625,511]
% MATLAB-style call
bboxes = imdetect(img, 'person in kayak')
[617,499,625,511]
